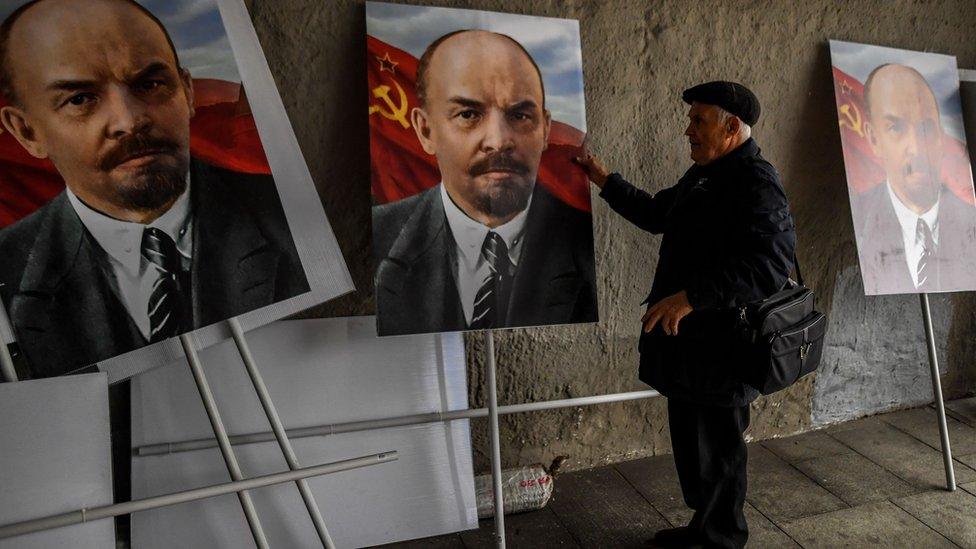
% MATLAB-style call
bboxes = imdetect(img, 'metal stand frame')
[229,318,336,548]
[180,333,271,548]
[485,331,506,548]
[919,293,956,491]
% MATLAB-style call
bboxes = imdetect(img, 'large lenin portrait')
[367,2,598,336]
[830,40,976,296]
[0,0,350,380]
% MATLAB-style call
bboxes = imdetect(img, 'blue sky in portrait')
[366,1,587,132]
[830,40,965,142]
[0,0,241,83]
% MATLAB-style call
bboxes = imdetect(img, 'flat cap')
[682,81,760,126]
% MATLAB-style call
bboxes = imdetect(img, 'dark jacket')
[851,182,976,295]
[0,159,309,379]
[600,138,795,406]
[372,183,598,336]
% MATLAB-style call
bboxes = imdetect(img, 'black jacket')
[372,183,598,336]
[600,139,795,406]
[0,159,309,379]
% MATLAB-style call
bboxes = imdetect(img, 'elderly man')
[0,0,308,377]
[854,63,976,295]
[577,82,795,548]
[371,29,597,336]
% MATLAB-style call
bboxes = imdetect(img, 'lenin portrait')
[0,0,311,379]
[367,3,598,336]
[830,40,976,296]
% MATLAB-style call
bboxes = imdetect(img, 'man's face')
[1,0,194,222]
[412,31,550,226]
[684,102,735,165]
[866,65,944,212]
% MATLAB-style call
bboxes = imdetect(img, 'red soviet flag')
[833,66,974,204]
[366,35,591,212]
[0,78,271,228]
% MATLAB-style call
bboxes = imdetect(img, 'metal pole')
[180,334,270,548]
[919,293,956,491]
[229,318,336,549]
[0,451,397,540]
[0,301,19,382]
[137,390,662,457]
[485,331,506,548]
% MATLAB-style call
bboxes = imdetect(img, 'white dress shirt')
[66,184,193,340]
[439,183,531,325]
[885,181,939,288]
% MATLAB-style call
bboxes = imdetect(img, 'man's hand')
[642,290,693,335]
[573,152,610,189]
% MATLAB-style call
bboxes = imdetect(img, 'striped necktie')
[916,218,936,291]
[142,227,185,342]
[470,232,515,329]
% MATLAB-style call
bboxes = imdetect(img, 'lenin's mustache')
[468,154,530,177]
[97,134,181,172]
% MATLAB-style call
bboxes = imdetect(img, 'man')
[0,0,308,378]
[854,63,976,295]
[372,29,597,336]
[576,82,795,548]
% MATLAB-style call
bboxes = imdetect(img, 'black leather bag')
[735,256,827,395]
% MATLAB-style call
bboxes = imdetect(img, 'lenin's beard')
[468,154,535,218]
[97,134,189,211]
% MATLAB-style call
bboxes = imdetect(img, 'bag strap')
[793,252,805,287]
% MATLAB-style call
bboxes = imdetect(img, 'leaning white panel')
[131,317,477,548]
[0,374,114,549]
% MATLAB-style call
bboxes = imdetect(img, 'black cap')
[682,81,760,126]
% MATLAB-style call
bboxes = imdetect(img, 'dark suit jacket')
[372,183,598,336]
[0,159,309,379]
[852,182,976,295]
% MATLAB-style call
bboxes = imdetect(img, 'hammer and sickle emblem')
[368,79,410,129]
[839,102,864,138]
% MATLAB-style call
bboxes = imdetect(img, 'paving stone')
[961,482,976,497]
[881,406,976,455]
[958,453,976,471]
[762,430,854,464]
[459,507,578,548]
[822,414,886,434]
[946,397,976,428]
[746,445,847,522]
[894,488,976,548]
[779,501,955,548]
[743,504,799,548]
[547,465,668,547]
[829,421,976,489]
[794,452,918,506]
[615,454,690,526]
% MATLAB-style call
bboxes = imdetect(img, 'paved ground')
[385,397,976,548]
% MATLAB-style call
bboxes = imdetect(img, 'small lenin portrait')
[367,3,598,337]
[0,0,309,378]
[830,40,976,296]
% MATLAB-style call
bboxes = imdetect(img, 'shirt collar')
[66,178,192,276]
[885,180,940,241]
[439,182,532,270]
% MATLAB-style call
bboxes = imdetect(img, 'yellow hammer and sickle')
[839,102,864,138]
[368,79,410,129]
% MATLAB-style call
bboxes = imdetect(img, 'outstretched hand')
[642,290,693,335]
[573,147,610,189]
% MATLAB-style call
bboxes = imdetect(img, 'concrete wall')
[245,0,976,472]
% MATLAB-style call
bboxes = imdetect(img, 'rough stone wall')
[246,0,976,473]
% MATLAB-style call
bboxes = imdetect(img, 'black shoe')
[644,526,702,547]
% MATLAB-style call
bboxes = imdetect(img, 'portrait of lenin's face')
[410,30,551,227]
[0,0,194,224]
[865,64,944,213]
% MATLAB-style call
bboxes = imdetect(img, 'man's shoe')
[644,526,702,547]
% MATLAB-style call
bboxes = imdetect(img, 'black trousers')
[668,398,750,549]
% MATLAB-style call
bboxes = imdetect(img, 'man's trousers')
[668,397,751,549]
